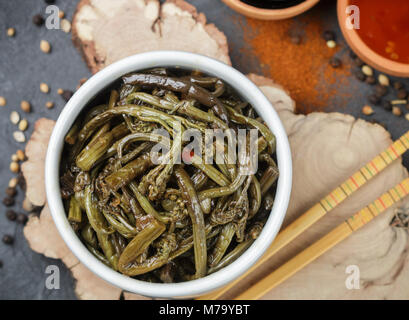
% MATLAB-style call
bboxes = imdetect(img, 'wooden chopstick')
[198,130,409,300]
[235,177,409,300]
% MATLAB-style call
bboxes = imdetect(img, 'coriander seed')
[40,82,49,93]
[362,105,374,115]
[7,27,15,37]
[10,161,19,173]
[10,111,20,125]
[0,96,6,106]
[21,100,31,113]
[40,40,51,53]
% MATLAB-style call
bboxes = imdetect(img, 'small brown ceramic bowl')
[338,0,409,77]
[222,0,320,20]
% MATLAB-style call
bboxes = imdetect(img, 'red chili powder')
[243,14,352,113]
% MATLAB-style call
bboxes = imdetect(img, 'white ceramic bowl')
[45,51,292,298]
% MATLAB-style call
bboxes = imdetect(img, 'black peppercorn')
[374,84,388,98]
[2,197,15,207]
[290,35,302,45]
[397,89,408,99]
[329,57,341,68]
[323,30,336,41]
[381,100,392,111]
[0,260,3,268]
[17,173,26,191]
[349,50,357,59]
[2,235,14,245]
[368,94,380,105]
[353,57,364,67]
[17,213,28,225]
[365,76,376,85]
[32,14,44,26]
[44,0,55,4]
[61,90,74,102]
[393,81,403,90]
[5,187,17,198]
[6,210,17,221]
[353,69,366,81]
[406,103,409,111]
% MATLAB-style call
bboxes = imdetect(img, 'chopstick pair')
[198,130,409,300]
[236,177,409,299]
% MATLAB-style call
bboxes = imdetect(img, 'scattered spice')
[391,99,407,105]
[0,96,6,106]
[32,14,45,26]
[61,90,74,102]
[326,40,336,49]
[8,178,18,188]
[361,65,373,76]
[397,89,408,99]
[6,210,17,221]
[329,57,341,68]
[243,14,351,113]
[61,19,71,33]
[405,113,409,121]
[19,119,28,131]
[392,106,402,117]
[353,57,364,67]
[40,40,51,53]
[58,10,65,19]
[382,100,392,111]
[57,88,64,95]
[16,149,25,161]
[2,235,14,245]
[393,81,403,90]
[368,94,380,105]
[374,84,388,97]
[17,173,26,191]
[365,76,376,85]
[11,154,18,162]
[17,213,28,225]
[290,35,302,45]
[40,82,50,93]
[20,100,31,113]
[45,101,54,109]
[323,30,336,41]
[353,69,366,82]
[10,111,20,125]
[10,161,19,173]
[77,77,88,89]
[2,197,15,207]
[7,27,15,37]
[378,74,389,87]
[13,131,25,143]
[362,105,374,115]
[5,187,17,198]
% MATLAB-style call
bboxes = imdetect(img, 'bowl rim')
[45,51,292,298]
[222,0,320,20]
[337,0,409,77]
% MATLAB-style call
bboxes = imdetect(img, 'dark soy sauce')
[241,0,305,9]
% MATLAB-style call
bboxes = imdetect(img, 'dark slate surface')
[0,0,407,300]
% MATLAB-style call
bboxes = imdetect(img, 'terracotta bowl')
[222,0,320,20]
[338,0,409,77]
